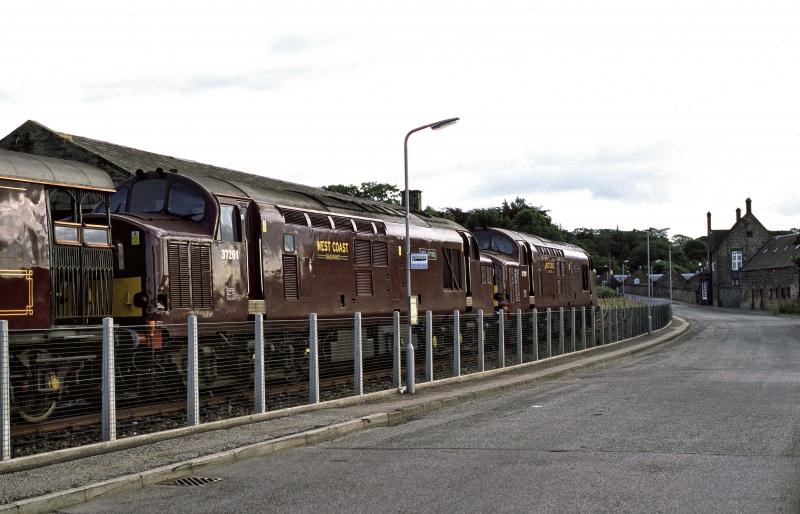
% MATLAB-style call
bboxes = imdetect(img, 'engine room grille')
[371,241,388,267]
[354,240,371,266]
[168,241,212,310]
[283,254,299,301]
[355,269,373,296]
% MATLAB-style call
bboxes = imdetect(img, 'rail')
[0,300,673,461]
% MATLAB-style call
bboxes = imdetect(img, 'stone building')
[740,234,800,310]
[706,199,772,308]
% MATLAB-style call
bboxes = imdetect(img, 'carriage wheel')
[14,350,62,423]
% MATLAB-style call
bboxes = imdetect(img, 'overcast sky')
[2,1,798,238]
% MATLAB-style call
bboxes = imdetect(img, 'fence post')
[591,307,597,347]
[498,312,505,368]
[477,310,485,372]
[581,307,587,350]
[453,310,461,377]
[406,330,416,394]
[600,307,606,345]
[309,313,319,404]
[187,315,199,426]
[546,308,552,358]
[392,311,401,388]
[570,307,576,353]
[516,309,523,364]
[532,308,539,361]
[425,310,433,382]
[558,307,565,355]
[354,312,363,396]
[101,317,116,442]
[613,307,619,342]
[1,320,9,461]
[254,314,266,413]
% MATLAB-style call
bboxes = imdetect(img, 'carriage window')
[168,183,206,221]
[129,179,167,213]
[81,192,105,220]
[50,189,77,222]
[108,187,128,213]
[219,205,241,242]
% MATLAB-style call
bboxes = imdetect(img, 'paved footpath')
[55,305,800,513]
[1,310,689,513]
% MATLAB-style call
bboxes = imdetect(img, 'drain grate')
[165,476,222,487]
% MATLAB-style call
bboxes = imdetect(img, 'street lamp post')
[622,260,629,297]
[646,227,670,334]
[403,117,459,394]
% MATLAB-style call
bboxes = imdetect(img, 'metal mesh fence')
[264,319,311,410]
[316,318,357,402]
[114,323,186,438]
[1,301,674,461]
[7,326,104,457]
[360,316,396,394]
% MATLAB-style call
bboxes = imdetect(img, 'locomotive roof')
[480,227,591,259]
[0,149,115,192]
[4,121,462,231]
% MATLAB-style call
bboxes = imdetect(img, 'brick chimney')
[746,197,752,215]
[403,190,422,212]
[736,208,741,222]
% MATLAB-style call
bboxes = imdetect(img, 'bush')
[777,302,800,315]
[597,286,618,299]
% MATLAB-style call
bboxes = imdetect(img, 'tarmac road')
[63,304,800,513]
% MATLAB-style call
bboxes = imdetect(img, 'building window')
[731,279,739,286]
[731,250,743,271]
[746,231,753,237]
[701,281,708,300]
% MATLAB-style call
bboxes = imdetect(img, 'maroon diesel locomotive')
[473,228,595,312]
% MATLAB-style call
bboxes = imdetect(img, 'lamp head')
[430,117,459,131]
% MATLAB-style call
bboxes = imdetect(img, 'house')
[706,199,772,308]
[740,234,800,310]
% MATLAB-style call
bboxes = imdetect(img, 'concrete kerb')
[3,317,689,513]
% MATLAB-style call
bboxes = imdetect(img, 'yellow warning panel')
[113,277,143,317]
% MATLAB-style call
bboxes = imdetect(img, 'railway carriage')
[0,149,115,420]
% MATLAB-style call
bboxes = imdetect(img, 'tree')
[322,182,401,205]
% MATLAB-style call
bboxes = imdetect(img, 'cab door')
[215,203,248,319]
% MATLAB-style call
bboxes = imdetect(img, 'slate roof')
[3,120,460,230]
[741,234,800,271]
[0,149,114,191]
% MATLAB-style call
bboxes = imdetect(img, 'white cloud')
[1,0,799,238]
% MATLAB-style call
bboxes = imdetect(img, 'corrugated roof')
[0,149,114,191]
[742,234,800,271]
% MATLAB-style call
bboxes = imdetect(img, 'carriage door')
[246,203,265,314]
[522,242,534,305]
[49,188,113,323]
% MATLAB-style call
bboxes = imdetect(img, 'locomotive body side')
[474,227,595,311]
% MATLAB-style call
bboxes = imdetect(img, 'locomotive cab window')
[168,182,206,221]
[129,178,167,213]
[218,205,241,242]
[108,187,128,213]
[283,233,295,253]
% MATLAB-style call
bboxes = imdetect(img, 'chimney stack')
[736,208,741,222]
[404,190,422,212]
[746,197,752,215]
